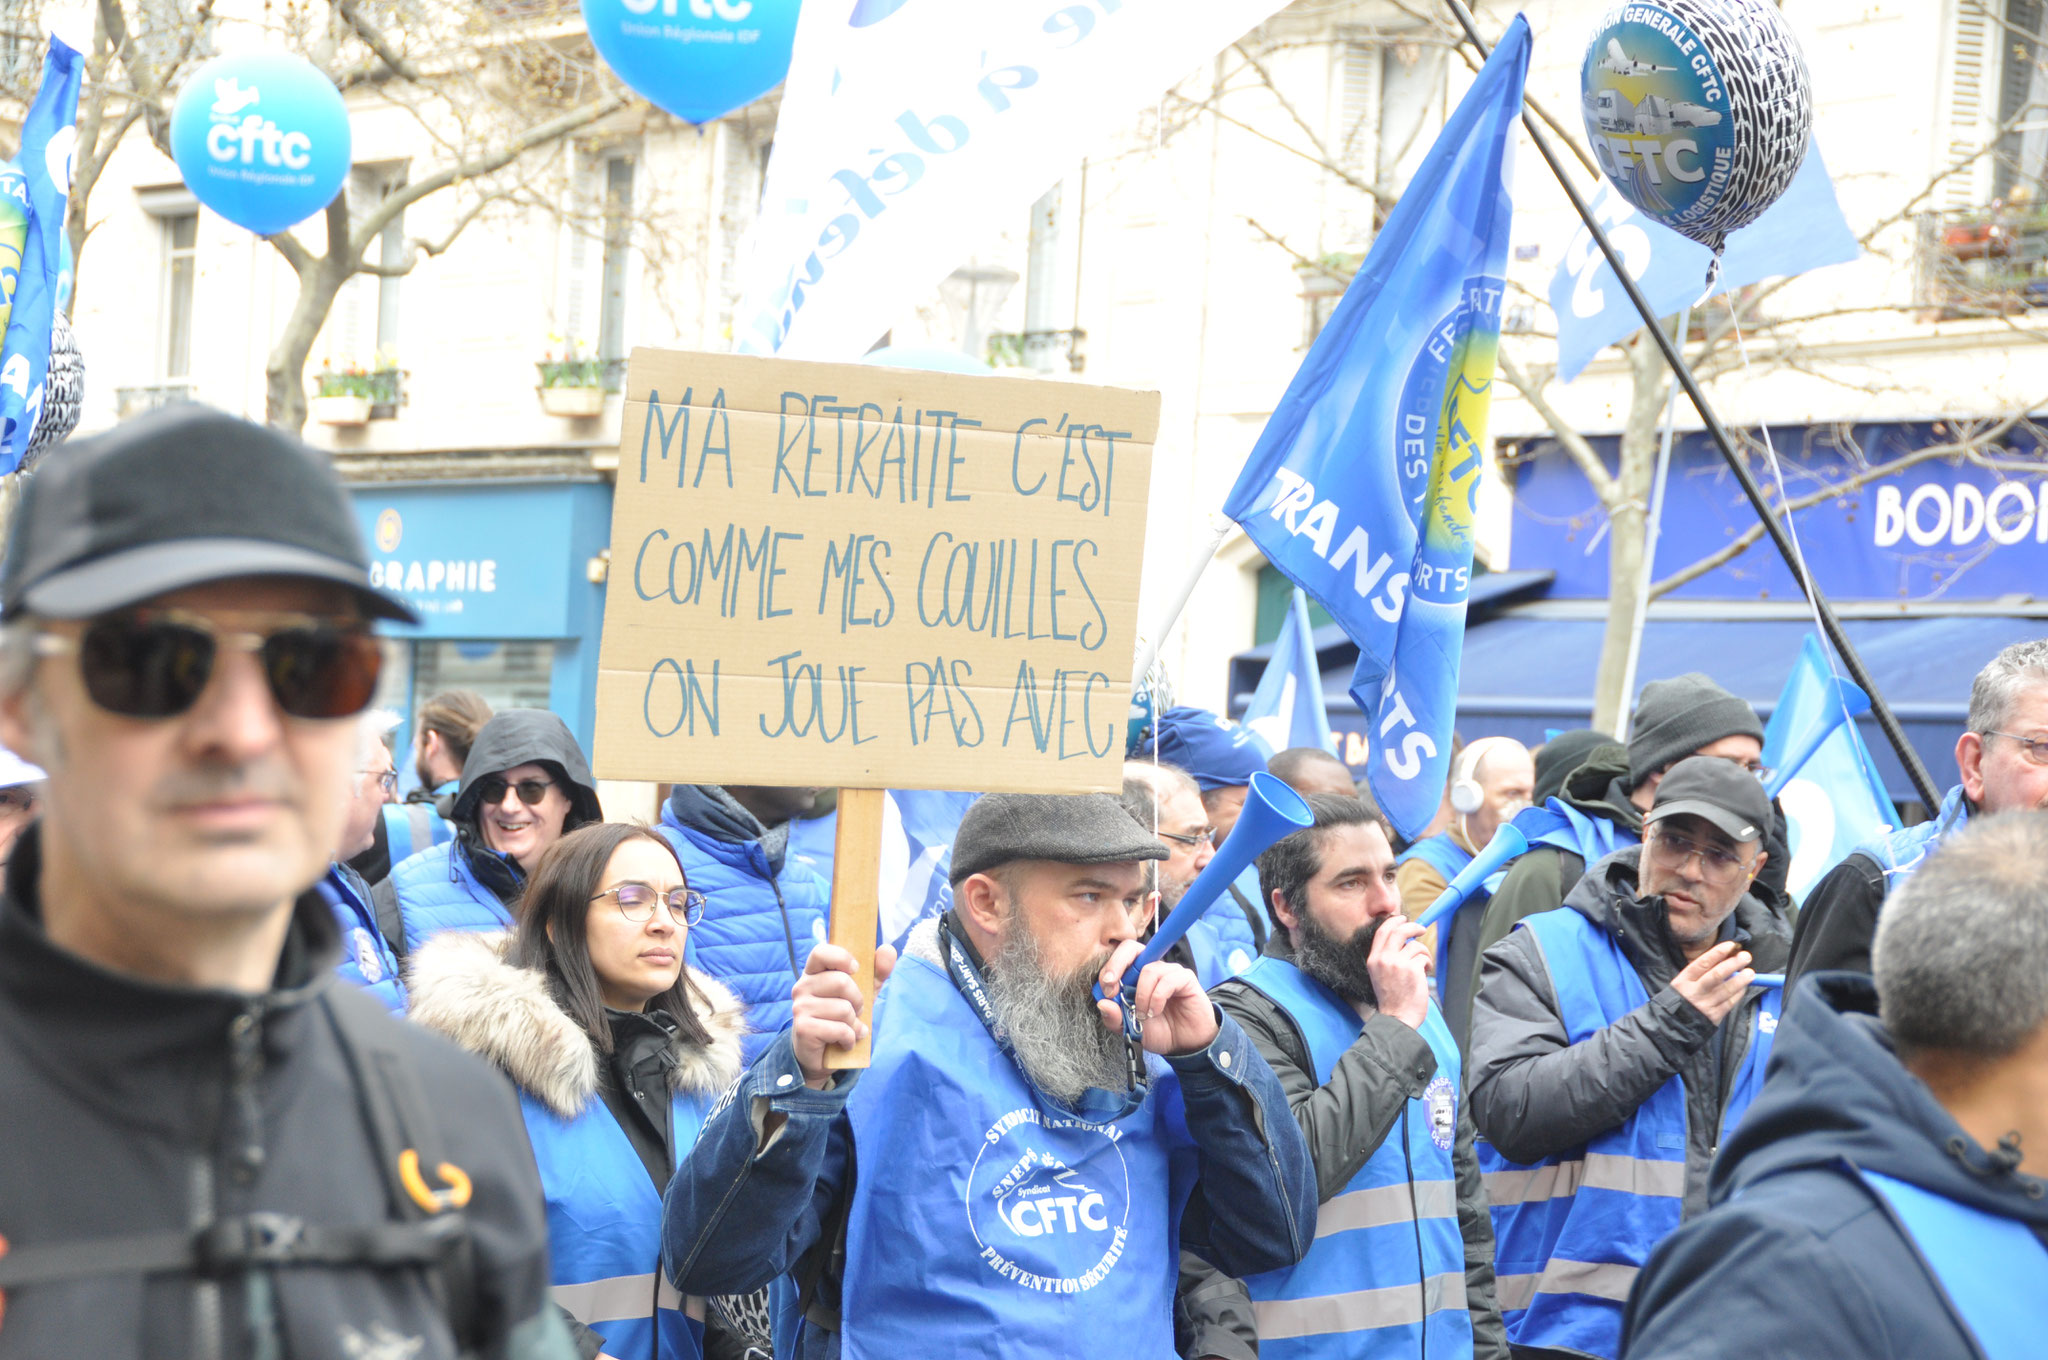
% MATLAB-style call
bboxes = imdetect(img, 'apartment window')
[1994,0,2048,201]
[161,212,197,379]
[598,156,635,364]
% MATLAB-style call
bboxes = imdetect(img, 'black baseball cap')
[2,405,415,623]
[1644,755,1770,844]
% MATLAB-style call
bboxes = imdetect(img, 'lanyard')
[937,916,1148,1123]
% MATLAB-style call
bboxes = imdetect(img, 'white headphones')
[1450,737,1516,816]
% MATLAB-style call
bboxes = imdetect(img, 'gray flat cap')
[951,792,1170,884]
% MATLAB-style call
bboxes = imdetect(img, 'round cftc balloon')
[170,54,350,236]
[1580,0,1812,253]
[581,0,801,125]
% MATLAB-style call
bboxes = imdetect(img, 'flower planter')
[312,394,372,427]
[539,386,607,418]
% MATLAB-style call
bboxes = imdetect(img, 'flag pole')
[1131,513,1233,689]
[1440,0,1942,809]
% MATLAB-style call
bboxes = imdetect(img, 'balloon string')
[1723,300,1880,799]
[1694,250,1723,309]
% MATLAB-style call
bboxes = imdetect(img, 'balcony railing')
[1915,206,2048,318]
[113,383,197,421]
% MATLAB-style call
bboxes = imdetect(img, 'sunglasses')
[591,882,707,926]
[35,609,381,721]
[476,776,556,808]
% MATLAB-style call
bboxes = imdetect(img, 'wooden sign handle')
[824,787,886,1070]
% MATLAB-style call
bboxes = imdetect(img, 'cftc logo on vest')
[967,1107,1130,1294]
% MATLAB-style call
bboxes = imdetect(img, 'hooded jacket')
[1468,846,1793,1214]
[378,711,603,957]
[0,825,574,1360]
[1621,972,2048,1360]
[408,933,748,1360]
[657,786,831,1063]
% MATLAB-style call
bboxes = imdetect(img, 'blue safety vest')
[1477,907,1779,1360]
[381,781,458,865]
[834,947,1190,1358]
[321,864,405,1014]
[1236,957,1471,1360]
[1858,1169,2048,1360]
[521,1084,714,1360]
[1482,802,1636,899]
[1858,784,1968,891]
[1182,864,1265,988]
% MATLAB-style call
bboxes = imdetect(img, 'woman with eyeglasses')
[374,708,605,959]
[410,821,745,1360]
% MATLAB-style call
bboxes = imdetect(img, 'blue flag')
[1242,588,1334,756]
[0,36,82,470]
[1221,17,1528,841]
[785,788,978,952]
[1549,145,1858,382]
[1761,634,1897,902]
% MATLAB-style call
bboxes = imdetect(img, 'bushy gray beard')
[985,920,1131,1105]
[1291,907,1383,1007]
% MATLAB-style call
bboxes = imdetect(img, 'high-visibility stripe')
[1482,1151,1684,1206]
[1495,1257,1639,1312]
[1254,1270,1465,1339]
[1315,1179,1459,1238]
[551,1270,684,1324]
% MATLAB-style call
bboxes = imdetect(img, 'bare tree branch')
[1498,345,1621,503]
[355,193,495,275]
[348,92,633,253]
[1168,91,1395,209]
[338,0,424,83]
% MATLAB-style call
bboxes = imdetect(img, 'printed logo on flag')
[1403,281,1503,610]
[968,1107,1130,1294]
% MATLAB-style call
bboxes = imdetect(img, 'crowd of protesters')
[1,405,2045,1360]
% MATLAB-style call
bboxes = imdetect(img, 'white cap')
[0,746,47,789]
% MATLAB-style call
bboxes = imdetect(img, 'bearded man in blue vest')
[1204,794,1507,1359]
[1624,811,2048,1360]
[662,791,1317,1360]
[1789,638,2048,985]
[1467,757,1792,1360]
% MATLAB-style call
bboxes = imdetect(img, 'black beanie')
[1533,730,1621,805]
[1627,673,1764,785]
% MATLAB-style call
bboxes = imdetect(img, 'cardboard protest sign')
[594,349,1159,794]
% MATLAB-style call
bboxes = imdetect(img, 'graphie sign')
[593,348,1158,792]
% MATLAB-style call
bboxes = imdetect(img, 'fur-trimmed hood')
[407,931,747,1118]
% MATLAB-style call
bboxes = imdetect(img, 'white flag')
[734,0,1291,360]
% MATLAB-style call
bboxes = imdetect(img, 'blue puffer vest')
[657,808,831,1063]
[1182,864,1265,988]
[1854,783,1969,892]
[385,839,519,957]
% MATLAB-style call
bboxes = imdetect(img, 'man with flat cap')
[0,407,574,1358]
[663,791,1316,1360]
[1464,757,1792,1360]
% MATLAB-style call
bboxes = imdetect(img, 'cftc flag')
[1761,634,1897,902]
[732,0,1290,359]
[1242,588,1334,756]
[1548,145,1858,382]
[0,36,82,470]
[1222,17,1527,840]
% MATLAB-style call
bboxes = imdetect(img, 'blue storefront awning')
[1229,607,2048,802]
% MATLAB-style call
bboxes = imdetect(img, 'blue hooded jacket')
[657,786,831,1064]
[1621,972,2048,1359]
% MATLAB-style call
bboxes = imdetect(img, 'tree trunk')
[266,258,351,433]
[1589,326,1678,735]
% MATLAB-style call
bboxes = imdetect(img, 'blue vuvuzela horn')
[1097,771,1313,1003]
[1416,824,1530,932]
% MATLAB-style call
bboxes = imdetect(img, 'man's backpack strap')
[370,876,410,967]
[320,990,480,1352]
[1557,850,1586,906]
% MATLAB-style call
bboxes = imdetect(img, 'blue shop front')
[350,478,613,779]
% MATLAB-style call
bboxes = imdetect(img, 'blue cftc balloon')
[581,0,801,124]
[170,54,350,237]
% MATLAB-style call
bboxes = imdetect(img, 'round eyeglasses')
[591,882,707,926]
